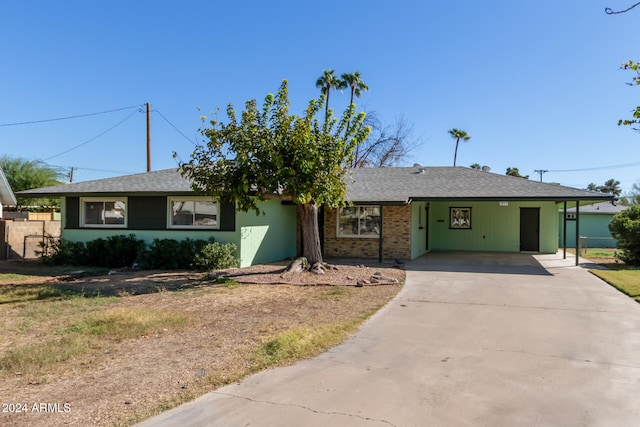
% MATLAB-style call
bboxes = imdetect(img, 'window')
[169,198,219,229]
[81,198,127,228]
[450,207,471,229]
[337,206,380,238]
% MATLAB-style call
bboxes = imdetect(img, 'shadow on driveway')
[409,251,552,276]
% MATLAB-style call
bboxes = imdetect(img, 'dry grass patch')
[1,305,189,379]
[68,307,189,340]
[0,260,403,427]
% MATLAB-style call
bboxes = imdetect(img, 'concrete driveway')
[137,252,640,427]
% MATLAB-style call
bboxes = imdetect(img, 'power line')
[153,108,196,145]
[0,104,143,127]
[43,109,141,161]
[547,161,640,173]
[49,165,135,175]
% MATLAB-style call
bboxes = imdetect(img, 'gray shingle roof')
[18,166,612,203]
[18,168,193,197]
[561,201,628,214]
[345,167,612,203]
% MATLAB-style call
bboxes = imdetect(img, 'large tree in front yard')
[177,80,369,265]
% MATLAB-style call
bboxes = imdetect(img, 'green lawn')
[582,249,640,303]
[590,269,640,302]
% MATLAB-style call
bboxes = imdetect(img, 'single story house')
[559,201,629,249]
[18,166,611,267]
[0,167,17,219]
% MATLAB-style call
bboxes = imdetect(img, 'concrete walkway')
[137,252,640,427]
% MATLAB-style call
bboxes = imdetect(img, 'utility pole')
[146,102,151,172]
[68,167,76,183]
[534,169,548,182]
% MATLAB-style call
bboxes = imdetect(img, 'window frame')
[337,205,381,238]
[80,197,128,228]
[168,197,220,230]
[449,207,472,229]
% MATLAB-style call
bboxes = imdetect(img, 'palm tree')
[341,71,369,107]
[315,69,343,120]
[448,128,471,167]
[341,72,369,164]
[601,178,622,198]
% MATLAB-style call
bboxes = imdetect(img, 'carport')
[328,167,613,265]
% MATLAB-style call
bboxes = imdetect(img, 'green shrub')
[85,234,144,268]
[39,236,88,266]
[138,238,213,269]
[192,242,239,271]
[609,205,640,266]
[39,234,235,271]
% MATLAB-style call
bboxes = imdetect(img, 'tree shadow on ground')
[0,269,220,303]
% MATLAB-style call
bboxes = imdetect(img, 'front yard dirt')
[0,259,403,427]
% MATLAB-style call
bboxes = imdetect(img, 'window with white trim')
[81,198,127,228]
[169,198,219,229]
[337,206,380,238]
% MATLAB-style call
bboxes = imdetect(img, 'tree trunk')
[453,139,460,166]
[297,202,323,265]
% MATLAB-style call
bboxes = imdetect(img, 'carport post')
[378,206,383,263]
[563,201,567,259]
[575,201,580,266]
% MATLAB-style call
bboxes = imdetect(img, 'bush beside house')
[41,235,239,271]
[609,205,640,266]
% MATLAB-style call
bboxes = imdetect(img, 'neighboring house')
[18,166,611,267]
[0,167,17,219]
[559,201,629,248]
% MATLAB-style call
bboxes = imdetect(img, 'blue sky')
[1,1,639,193]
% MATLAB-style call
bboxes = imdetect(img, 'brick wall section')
[323,205,412,260]
[0,220,61,260]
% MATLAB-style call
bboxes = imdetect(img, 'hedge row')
[39,234,238,271]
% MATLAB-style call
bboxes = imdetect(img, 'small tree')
[178,80,369,265]
[352,113,420,167]
[618,60,640,132]
[506,167,529,179]
[609,205,640,265]
[621,180,640,205]
[0,155,64,208]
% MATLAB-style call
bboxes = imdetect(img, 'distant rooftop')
[561,201,628,214]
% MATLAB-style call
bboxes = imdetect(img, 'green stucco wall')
[236,201,297,267]
[411,201,429,259]
[60,197,296,268]
[426,201,559,253]
[558,214,617,248]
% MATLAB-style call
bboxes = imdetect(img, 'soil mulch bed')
[0,258,404,427]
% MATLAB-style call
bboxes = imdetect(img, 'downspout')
[575,201,580,266]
